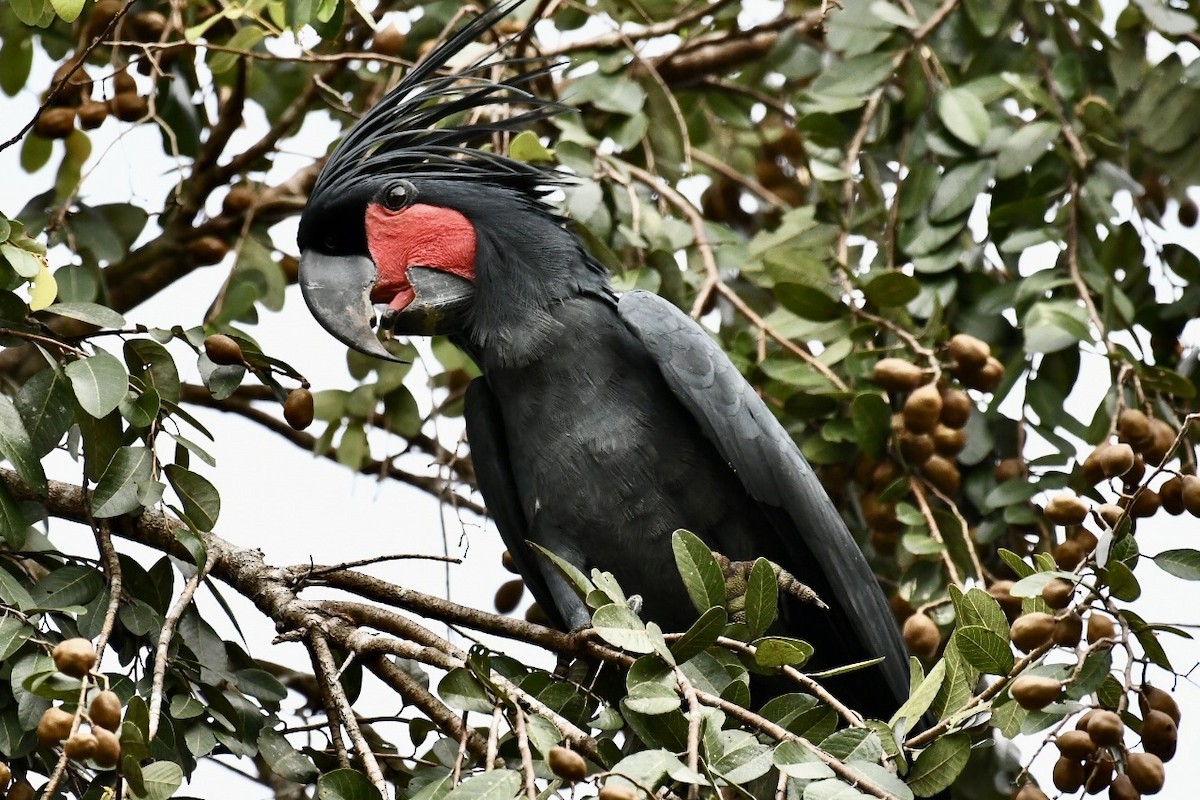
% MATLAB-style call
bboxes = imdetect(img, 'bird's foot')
[713,552,827,623]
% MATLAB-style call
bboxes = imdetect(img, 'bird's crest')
[310,0,564,202]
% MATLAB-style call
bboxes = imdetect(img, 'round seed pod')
[939,387,973,429]
[50,61,91,103]
[948,333,990,371]
[1096,504,1125,529]
[52,638,96,677]
[1054,539,1087,570]
[1086,709,1125,746]
[283,388,314,431]
[1042,578,1075,610]
[92,727,121,768]
[63,730,97,761]
[1118,409,1153,449]
[77,99,108,129]
[989,580,1023,621]
[1087,613,1115,645]
[931,424,966,457]
[204,334,244,365]
[898,432,934,465]
[871,459,901,488]
[0,761,10,792]
[1085,750,1115,794]
[500,550,519,574]
[1127,489,1160,518]
[1010,612,1055,653]
[1181,476,1200,517]
[1108,773,1141,800]
[7,778,34,800]
[1056,729,1098,760]
[371,24,407,56]
[1053,756,1085,793]
[1014,783,1049,800]
[903,383,943,434]
[1073,527,1100,553]
[1141,709,1178,762]
[870,528,899,555]
[113,69,137,95]
[110,92,148,121]
[131,10,167,38]
[1053,612,1084,648]
[921,455,961,495]
[889,592,915,624]
[1012,675,1063,710]
[547,746,587,782]
[1099,444,1137,478]
[493,579,524,614]
[222,185,256,216]
[1180,199,1199,227]
[1138,685,1181,725]
[1082,449,1106,486]
[186,235,229,265]
[598,785,638,800]
[1046,494,1089,526]
[1126,753,1165,795]
[862,494,899,531]
[33,107,76,139]
[1159,476,1185,515]
[1141,419,1176,465]
[524,603,551,626]
[84,0,124,38]
[966,356,1004,392]
[37,707,75,745]
[88,691,122,732]
[995,457,1024,483]
[902,613,940,661]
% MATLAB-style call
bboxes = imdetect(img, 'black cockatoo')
[297,2,909,719]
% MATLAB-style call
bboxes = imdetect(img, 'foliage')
[1,0,1199,799]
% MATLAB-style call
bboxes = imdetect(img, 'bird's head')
[297,1,606,363]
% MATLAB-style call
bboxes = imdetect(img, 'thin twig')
[513,707,538,800]
[310,628,388,795]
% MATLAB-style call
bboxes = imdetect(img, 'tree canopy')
[1,1,1200,799]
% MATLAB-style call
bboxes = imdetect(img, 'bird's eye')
[384,180,416,210]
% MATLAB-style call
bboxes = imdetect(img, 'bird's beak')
[379,266,475,337]
[299,250,402,361]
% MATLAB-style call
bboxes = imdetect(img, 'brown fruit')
[111,92,148,121]
[524,603,551,626]
[51,61,91,102]
[1057,729,1099,760]
[1012,675,1062,710]
[931,424,966,456]
[902,613,940,661]
[1141,709,1178,762]
[85,0,124,36]
[64,730,97,761]
[280,253,300,283]
[493,579,524,614]
[948,333,990,371]
[547,746,587,782]
[52,638,96,677]
[921,455,961,495]
[966,356,1004,392]
[371,25,407,56]
[861,494,899,531]
[888,592,915,623]
[870,459,901,488]
[8,778,35,800]
[204,334,244,365]
[222,185,256,216]
[283,388,314,430]
[903,383,943,434]
[1087,709,1125,746]
[995,458,1024,483]
[1073,527,1100,553]
[33,107,76,139]
[1126,753,1165,795]
[186,235,229,265]
[1053,756,1085,792]
[77,99,109,130]
[1141,418,1176,465]
[1123,455,1147,488]
[131,10,167,38]
[1045,494,1089,526]
[1098,444,1136,478]
[37,707,75,745]
[92,726,120,768]
[598,785,638,800]
[1042,578,1075,609]
[1160,476,1185,515]
[1138,685,1181,725]
[1181,475,1200,516]
[1085,752,1115,794]
[1054,612,1083,648]
[872,358,925,392]
[1096,504,1125,529]
[1054,539,1087,570]
[1180,199,1199,227]
[898,431,934,465]
[1015,782,1050,800]
[0,761,10,791]
[1087,613,1115,645]
[989,580,1023,620]
[1118,410,1153,447]
[1126,489,1160,519]
[939,388,973,428]
[1010,612,1055,652]
[88,691,122,731]
[501,550,519,574]
[1108,773,1141,800]
[871,528,899,555]
[113,69,137,95]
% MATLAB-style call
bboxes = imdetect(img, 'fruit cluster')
[33,639,124,773]
[203,334,314,430]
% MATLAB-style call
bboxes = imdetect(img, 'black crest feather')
[310,0,564,203]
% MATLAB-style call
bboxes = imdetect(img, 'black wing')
[618,290,909,709]
[464,377,566,630]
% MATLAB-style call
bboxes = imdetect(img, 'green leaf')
[92,446,153,518]
[937,88,990,147]
[625,682,681,715]
[317,767,385,800]
[42,301,125,328]
[670,606,727,662]
[889,658,945,730]
[803,779,870,799]
[48,0,84,22]
[744,558,777,640]
[670,530,725,613]
[0,482,27,546]
[907,734,970,797]
[773,739,835,780]
[775,283,844,321]
[30,564,104,612]
[66,351,128,418]
[530,543,595,597]
[131,761,184,800]
[996,121,1059,178]
[1153,549,1200,580]
[952,625,1014,675]
[862,271,920,307]
[711,731,773,784]
[949,586,1009,638]
[164,465,220,531]
[753,637,814,668]
[0,616,34,660]
[0,242,41,277]
[0,393,47,495]
[928,161,993,222]
[15,367,74,457]
[258,728,319,783]
[210,26,267,73]
[508,130,554,162]
[442,770,520,800]
[125,339,181,405]
[593,603,655,653]
[438,668,495,713]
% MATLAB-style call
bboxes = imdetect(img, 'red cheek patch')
[364,202,477,310]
